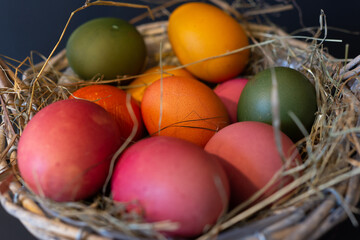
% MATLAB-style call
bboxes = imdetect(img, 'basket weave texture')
[1,1,360,240]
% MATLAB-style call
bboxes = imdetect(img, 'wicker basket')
[1,1,360,240]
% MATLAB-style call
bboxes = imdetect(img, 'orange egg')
[126,65,194,103]
[70,85,145,141]
[168,2,250,83]
[141,76,230,147]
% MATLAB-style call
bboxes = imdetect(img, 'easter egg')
[17,99,122,202]
[141,76,230,147]
[214,78,248,123]
[205,121,301,207]
[111,136,229,237]
[126,65,194,103]
[66,17,146,80]
[168,2,250,83]
[70,85,145,141]
[237,67,317,141]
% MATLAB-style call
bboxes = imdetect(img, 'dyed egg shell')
[141,76,230,147]
[66,17,146,80]
[18,99,122,202]
[111,136,229,237]
[205,121,301,207]
[168,2,250,83]
[126,65,194,103]
[70,84,145,141]
[237,67,317,141]
[214,78,248,123]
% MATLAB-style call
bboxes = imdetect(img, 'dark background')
[1,0,360,63]
[0,0,360,239]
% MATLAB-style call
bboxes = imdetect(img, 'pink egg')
[214,78,248,123]
[18,99,122,202]
[111,136,229,237]
[205,121,301,207]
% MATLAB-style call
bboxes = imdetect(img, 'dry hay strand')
[0,0,360,240]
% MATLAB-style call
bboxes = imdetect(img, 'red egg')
[70,84,145,141]
[17,99,122,202]
[214,78,248,123]
[205,121,301,207]
[111,136,229,237]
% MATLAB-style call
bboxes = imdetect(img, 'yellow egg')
[168,2,250,83]
[126,65,194,103]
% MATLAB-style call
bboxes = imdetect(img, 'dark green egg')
[237,66,317,141]
[66,17,147,80]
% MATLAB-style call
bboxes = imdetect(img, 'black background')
[0,0,360,239]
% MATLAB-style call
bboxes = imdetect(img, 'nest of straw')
[1,0,360,239]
